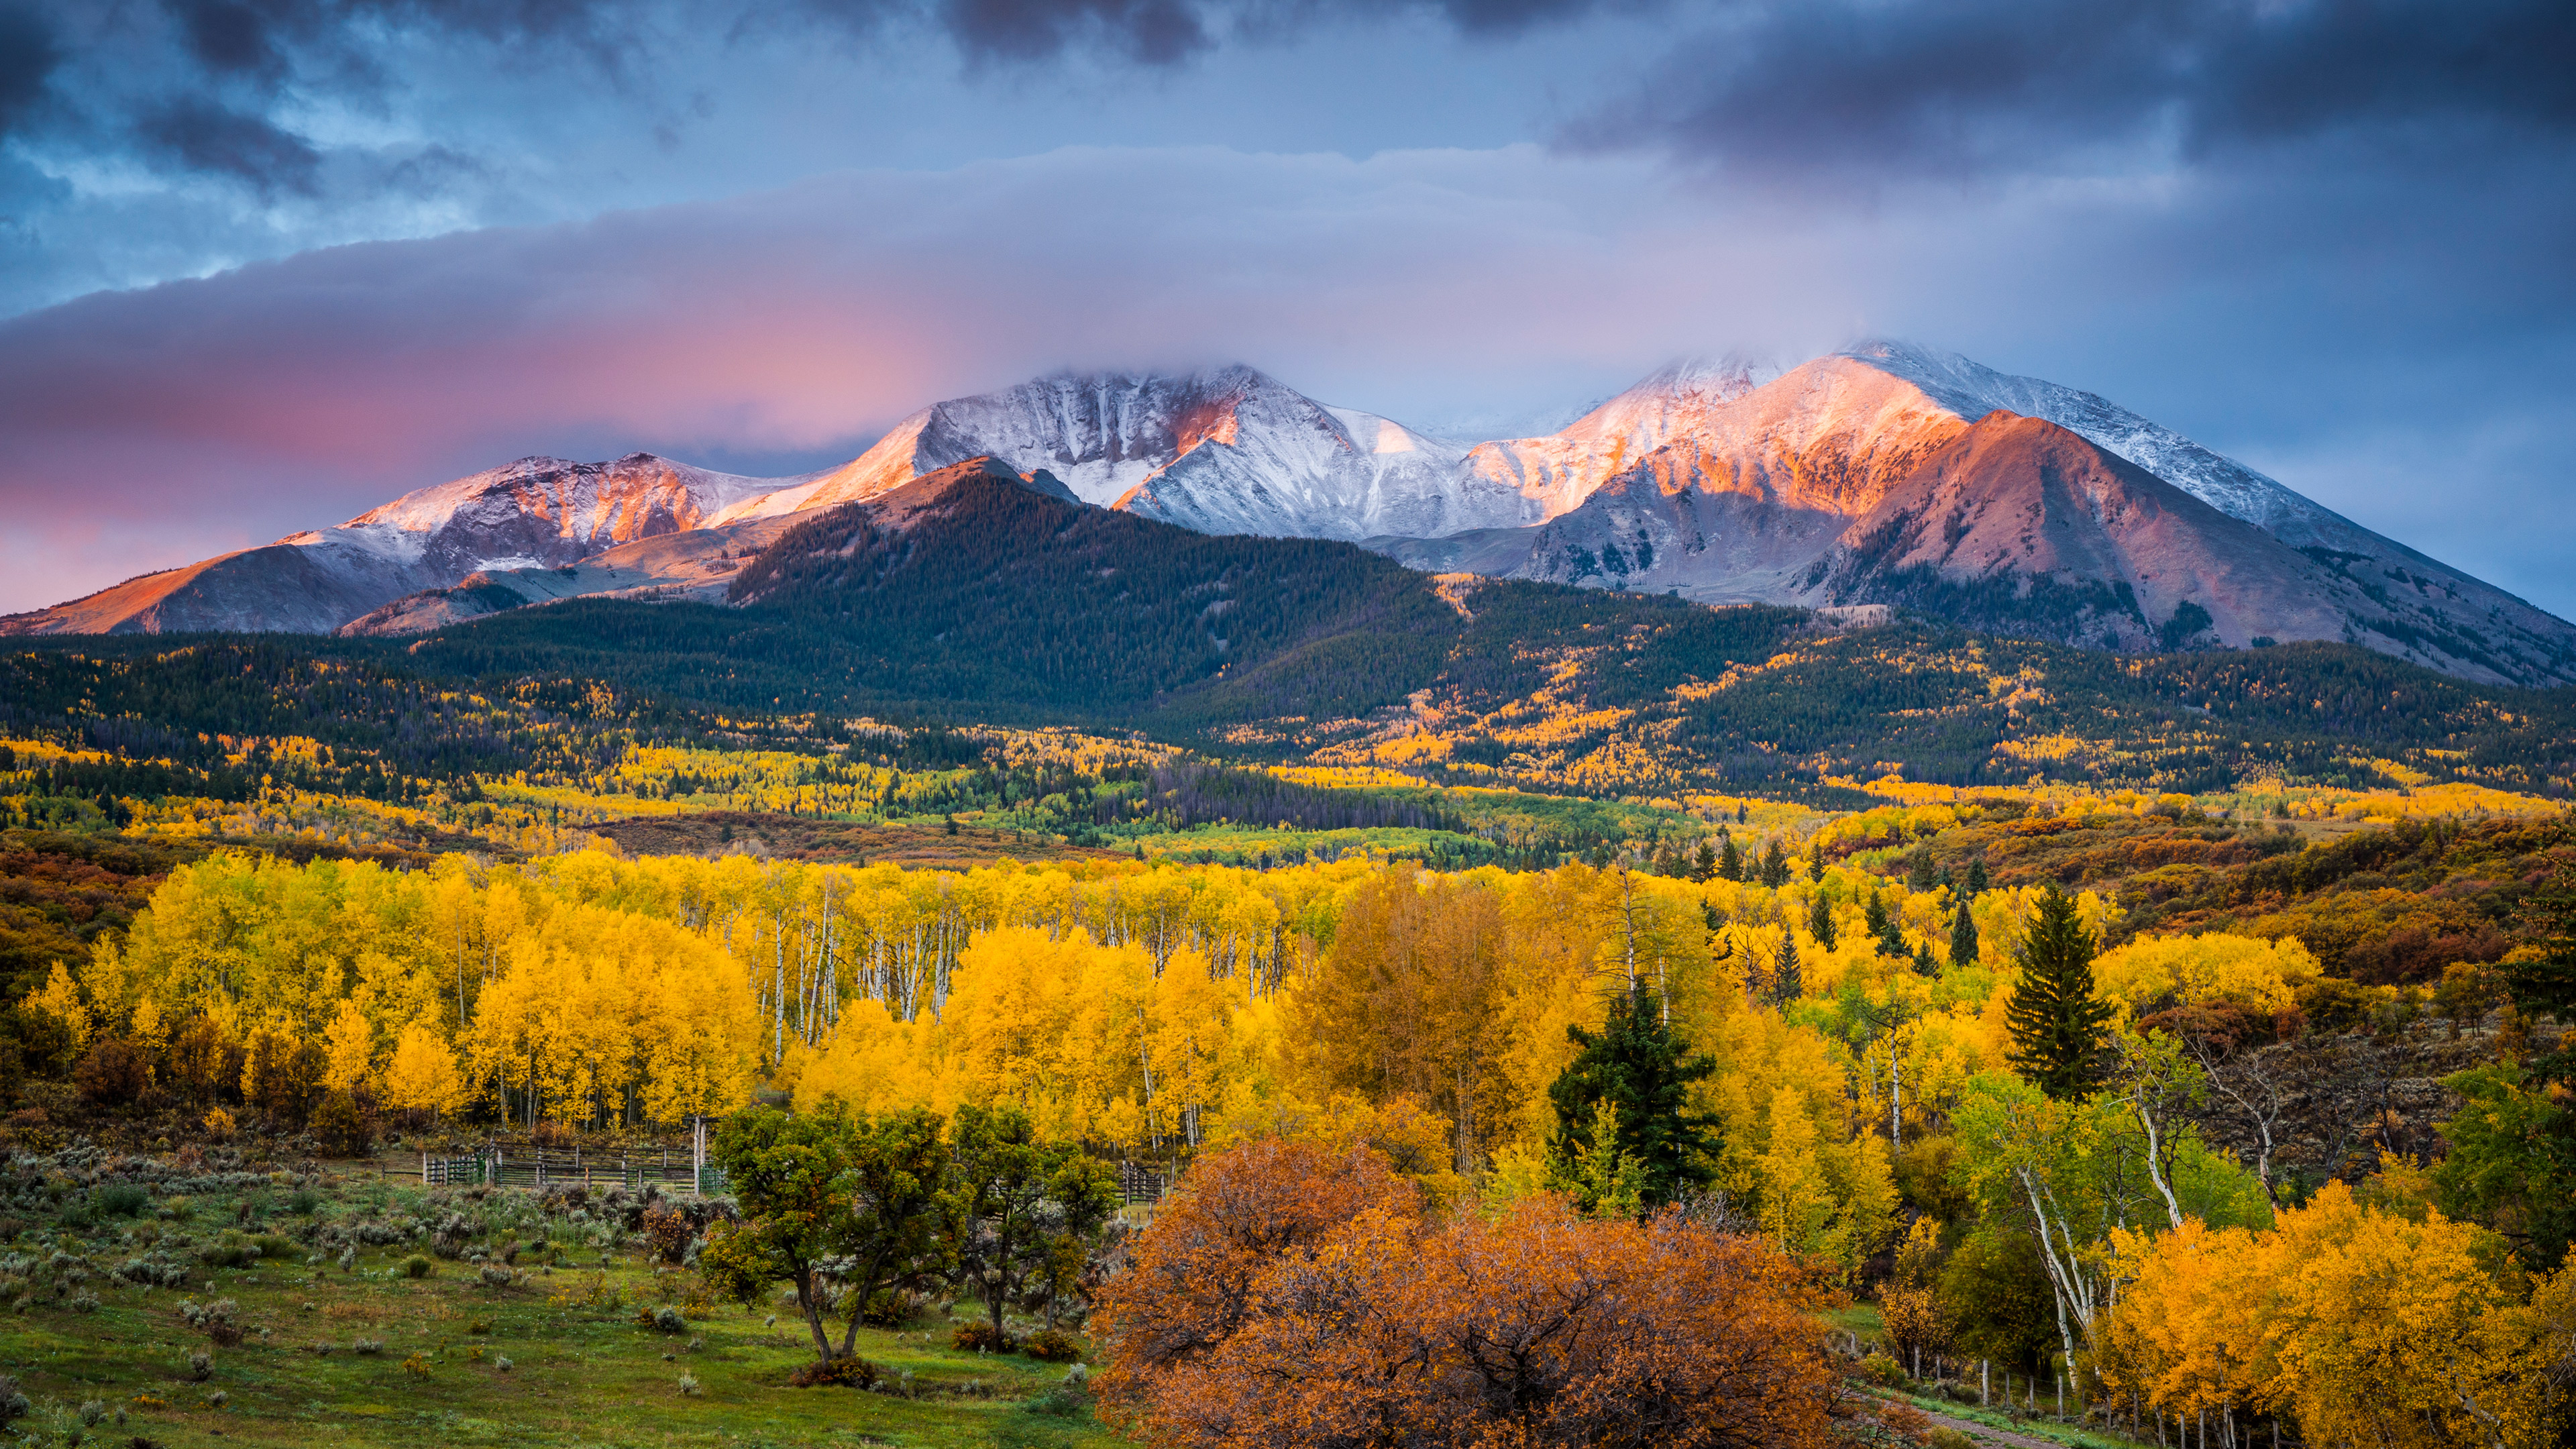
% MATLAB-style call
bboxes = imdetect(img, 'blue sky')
[2,0,2571,621]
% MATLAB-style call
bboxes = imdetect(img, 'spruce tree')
[1949,902,1979,967]
[1809,892,1837,951]
[1807,841,1825,882]
[1546,983,1719,1214]
[1907,850,1937,892]
[1720,833,1743,882]
[1772,931,1801,1005]
[1913,941,1937,976]
[1965,858,1989,896]
[1759,838,1788,888]
[1691,839,1717,882]
[2006,884,2114,1099]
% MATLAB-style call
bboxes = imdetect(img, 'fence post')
[1981,1360,1989,1407]
[421,1152,429,1184]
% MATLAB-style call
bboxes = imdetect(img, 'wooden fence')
[424,1119,726,1194]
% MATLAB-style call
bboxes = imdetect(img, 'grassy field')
[0,1159,1114,1449]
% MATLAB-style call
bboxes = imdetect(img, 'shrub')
[1022,1383,1093,1420]
[859,1287,922,1326]
[95,1183,152,1219]
[402,1255,432,1279]
[952,1320,1014,1354]
[185,1350,212,1382]
[1926,1430,1978,1449]
[784,1356,878,1390]
[74,1038,152,1108]
[495,1356,514,1373]
[478,1266,515,1289]
[400,1353,431,1379]
[677,1373,700,1397]
[201,1108,236,1141]
[78,1399,107,1427]
[641,1204,694,1265]
[1095,1142,1832,1449]
[636,1305,688,1335]
[0,1374,27,1425]
[71,1291,99,1313]
[1024,1328,1083,1362]
[286,1188,323,1216]
[352,1338,383,1356]
[180,1299,244,1348]
[1860,1352,1904,1386]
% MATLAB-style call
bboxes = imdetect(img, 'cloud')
[0,3,63,136]
[4,139,2573,623]
[134,97,325,195]
[1573,0,2576,179]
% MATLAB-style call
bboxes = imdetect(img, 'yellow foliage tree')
[322,998,374,1093]
[381,1018,464,1118]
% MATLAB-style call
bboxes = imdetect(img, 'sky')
[1,0,2571,619]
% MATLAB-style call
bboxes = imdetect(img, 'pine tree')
[1906,850,1936,892]
[1691,839,1717,882]
[1913,941,1937,976]
[1964,858,1988,896]
[1949,902,1979,967]
[1772,931,1801,1006]
[1736,802,1748,824]
[1719,833,1743,882]
[1759,839,1788,888]
[1807,841,1825,882]
[1809,892,1837,951]
[2006,884,2114,1099]
[1546,984,1719,1214]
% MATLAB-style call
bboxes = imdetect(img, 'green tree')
[944,1103,1118,1343]
[2433,1063,2576,1273]
[1719,833,1743,882]
[1772,930,1801,1006]
[705,1104,950,1363]
[1758,838,1789,888]
[1949,902,1980,967]
[2004,885,2112,1100]
[1809,892,1837,951]
[1807,841,1825,882]
[1965,859,1989,896]
[1546,983,1718,1214]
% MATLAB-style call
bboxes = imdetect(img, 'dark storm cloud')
[935,0,1210,65]
[134,97,325,195]
[1574,0,2576,177]
[0,3,64,136]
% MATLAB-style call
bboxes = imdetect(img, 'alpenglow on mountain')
[7,346,2570,687]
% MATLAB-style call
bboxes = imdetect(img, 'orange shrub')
[1099,1140,1832,1448]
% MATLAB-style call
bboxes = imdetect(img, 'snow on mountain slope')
[1,452,811,637]
[716,366,1507,541]
[1456,355,1778,523]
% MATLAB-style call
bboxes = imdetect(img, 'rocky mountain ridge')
[8,345,2571,686]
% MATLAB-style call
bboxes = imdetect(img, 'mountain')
[713,366,1500,541]
[1,452,797,637]
[1795,412,2365,651]
[10,344,2571,687]
[1374,344,2576,686]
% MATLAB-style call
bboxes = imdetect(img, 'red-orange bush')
[1098,1140,1832,1449]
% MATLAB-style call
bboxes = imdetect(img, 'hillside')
[6,460,2573,814]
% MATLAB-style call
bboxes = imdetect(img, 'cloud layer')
[6,137,2572,623]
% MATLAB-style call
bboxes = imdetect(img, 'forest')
[1,771,2572,1444]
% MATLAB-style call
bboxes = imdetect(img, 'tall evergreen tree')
[1964,858,1989,896]
[1913,941,1938,976]
[1546,984,1719,1214]
[1691,839,1718,882]
[1809,891,1838,951]
[1758,838,1789,888]
[2005,884,2114,1099]
[1719,833,1743,882]
[1807,841,1825,882]
[1906,850,1937,892]
[1771,931,1801,1006]
[1949,902,1980,967]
